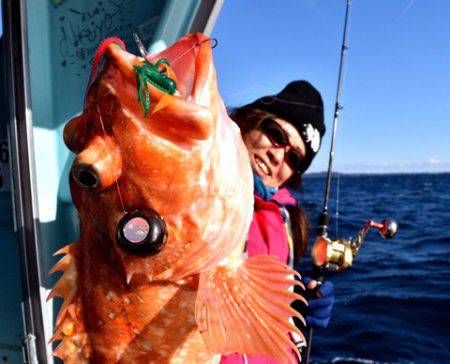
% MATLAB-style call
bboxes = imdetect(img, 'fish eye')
[117,210,168,255]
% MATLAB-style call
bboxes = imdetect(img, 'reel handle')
[379,219,398,239]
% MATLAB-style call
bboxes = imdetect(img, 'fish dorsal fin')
[195,255,306,363]
[48,242,93,363]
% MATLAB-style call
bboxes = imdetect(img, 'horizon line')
[304,170,450,176]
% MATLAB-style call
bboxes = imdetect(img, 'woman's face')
[243,117,307,188]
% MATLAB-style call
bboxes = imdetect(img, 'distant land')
[304,171,450,178]
[306,160,450,175]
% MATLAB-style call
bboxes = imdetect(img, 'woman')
[221,81,334,364]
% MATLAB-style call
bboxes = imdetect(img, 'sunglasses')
[259,118,306,173]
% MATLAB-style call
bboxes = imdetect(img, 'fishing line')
[223,83,278,99]
[332,5,351,239]
[335,172,340,237]
[258,95,324,109]
[320,0,352,236]
[160,39,326,112]
[109,35,218,211]
[394,0,415,22]
[134,34,218,64]
[96,100,168,255]
[349,0,414,48]
[80,37,128,214]
[93,34,210,211]
[168,38,218,66]
[306,1,352,362]
[150,37,218,205]
[337,0,355,235]
[96,105,127,214]
[222,84,329,110]
[131,35,219,209]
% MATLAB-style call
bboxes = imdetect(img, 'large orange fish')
[49,33,305,363]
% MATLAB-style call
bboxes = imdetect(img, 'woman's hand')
[302,277,334,329]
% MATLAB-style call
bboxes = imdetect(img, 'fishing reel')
[311,219,398,271]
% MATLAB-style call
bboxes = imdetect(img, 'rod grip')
[303,266,325,301]
[317,212,330,237]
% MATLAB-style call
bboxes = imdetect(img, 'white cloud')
[428,158,442,165]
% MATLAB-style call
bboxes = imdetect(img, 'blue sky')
[212,0,450,173]
[1,1,448,173]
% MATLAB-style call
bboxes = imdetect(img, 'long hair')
[230,106,311,264]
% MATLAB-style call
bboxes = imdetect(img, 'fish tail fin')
[195,255,306,363]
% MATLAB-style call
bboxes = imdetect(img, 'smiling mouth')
[254,155,271,177]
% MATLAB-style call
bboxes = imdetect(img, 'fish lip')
[148,33,214,102]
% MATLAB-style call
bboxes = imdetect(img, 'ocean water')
[299,173,450,364]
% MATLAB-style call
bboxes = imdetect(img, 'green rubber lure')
[134,59,177,117]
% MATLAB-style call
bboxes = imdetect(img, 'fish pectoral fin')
[195,255,305,363]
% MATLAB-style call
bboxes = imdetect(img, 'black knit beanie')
[249,80,326,173]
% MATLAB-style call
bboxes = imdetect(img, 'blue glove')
[302,277,334,329]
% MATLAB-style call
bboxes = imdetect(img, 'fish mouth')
[104,33,215,141]
[145,34,214,101]
[105,33,214,104]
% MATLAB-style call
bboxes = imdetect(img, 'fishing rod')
[318,0,351,240]
[303,1,398,362]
